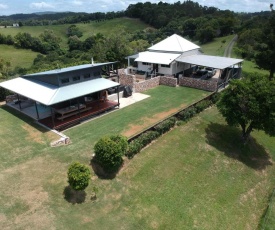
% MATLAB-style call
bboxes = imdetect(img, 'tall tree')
[254,11,275,80]
[217,74,275,143]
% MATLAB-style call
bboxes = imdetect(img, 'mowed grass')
[0,44,39,69]
[63,85,210,161]
[1,97,275,229]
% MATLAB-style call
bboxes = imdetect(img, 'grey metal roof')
[23,62,117,77]
[176,55,243,69]
[0,77,119,106]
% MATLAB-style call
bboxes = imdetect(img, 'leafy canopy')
[67,162,91,191]
[94,135,128,172]
[217,74,275,142]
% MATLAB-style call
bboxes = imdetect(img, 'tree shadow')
[1,105,49,133]
[90,158,121,180]
[63,185,87,204]
[205,122,272,170]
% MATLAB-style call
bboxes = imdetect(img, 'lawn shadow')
[205,122,272,170]
[63,185,87,204]
[90,158,121,180]
[1,105,49,133]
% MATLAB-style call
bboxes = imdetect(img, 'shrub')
[126,139,142,158]
[126,131,159,158]
[154,117,177,135]
[67,162,91,191]
[194,99,212,113]
[178,106,197,121]
[138,131,160,146]
[211,93,220,104]
[94,135,128,172]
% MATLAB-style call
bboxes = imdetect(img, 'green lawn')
[0,85,274,229]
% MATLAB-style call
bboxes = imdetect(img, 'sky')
[0,0,273,16]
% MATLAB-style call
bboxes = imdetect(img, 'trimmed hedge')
[154,117,177,134]
[178,106,197,121]
[126,118,176,159]
[126,131,159,158]
[194,99,212,113]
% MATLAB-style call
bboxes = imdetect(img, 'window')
[61,78,69,84]
[83,73,90,79]
[73,76,80,81]
[161,64,170,68]
[142,62,150,65]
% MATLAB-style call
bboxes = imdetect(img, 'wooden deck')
[39,100,119,130]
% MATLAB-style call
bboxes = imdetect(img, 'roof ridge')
[174,34,184,52]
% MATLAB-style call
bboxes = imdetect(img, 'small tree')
[217,74,275,143]
[67,162,91,191]
[94,135,128,173]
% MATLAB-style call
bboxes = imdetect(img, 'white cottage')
[126,34,202,76]
[126,34,243,82]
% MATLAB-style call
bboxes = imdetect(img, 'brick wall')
[160,76,177,87]
[134,77,160,93]
[179,77,217,92]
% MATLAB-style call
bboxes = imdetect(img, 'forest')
[0,1,274,80]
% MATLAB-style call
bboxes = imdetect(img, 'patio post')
[50,107,55,128]
[77,98,81,122]
[117,85,120,108]
[17,94,22,110]
[34,101,40,120]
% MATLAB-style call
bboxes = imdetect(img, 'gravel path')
[224,35,238,57]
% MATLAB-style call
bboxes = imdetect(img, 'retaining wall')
[134,77,160,93]
[179,77,217,92]
[160,76,177,87]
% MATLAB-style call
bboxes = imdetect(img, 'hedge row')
[126,94,219,158]
[126,117,177,158]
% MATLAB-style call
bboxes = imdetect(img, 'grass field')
[0,85,274,229]
[0,18,150,48]
[0,17,150,70]
[0,44,39,70]
[200,35,235,56]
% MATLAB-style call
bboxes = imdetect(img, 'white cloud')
[30,2,55,10]
[0,3,8,9]
[72,0,83,6]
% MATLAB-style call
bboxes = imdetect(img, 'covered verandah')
[176,54,243,89]
[0,77,120,130]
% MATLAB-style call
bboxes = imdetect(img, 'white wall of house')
[137,62,152,72]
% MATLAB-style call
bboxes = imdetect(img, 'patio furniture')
[55,104,87,120]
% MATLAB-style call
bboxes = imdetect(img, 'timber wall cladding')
[179,77,217,92]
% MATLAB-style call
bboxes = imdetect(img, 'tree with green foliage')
[254,11,275,80]
[67,162,91,191]
[0,58,11,79]
[217,74,275,143]
[94,135,128,173]
[67,25,83,38]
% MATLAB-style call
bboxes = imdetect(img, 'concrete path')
[116,93,150,108]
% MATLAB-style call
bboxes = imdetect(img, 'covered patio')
[176,54,243,88]
[1,76,121,130]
